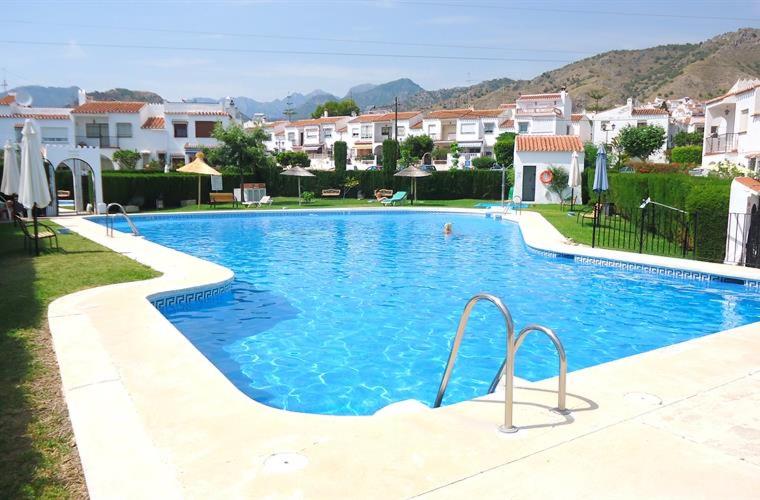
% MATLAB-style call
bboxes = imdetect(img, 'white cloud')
[63,40,86,60]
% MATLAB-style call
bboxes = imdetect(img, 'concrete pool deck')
[49,208,760,499]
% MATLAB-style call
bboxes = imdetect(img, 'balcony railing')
[75,136,124,149]
[704,133,737,155]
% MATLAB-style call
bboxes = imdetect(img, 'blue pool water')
[100,211,759,416]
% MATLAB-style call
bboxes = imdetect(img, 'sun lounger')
[257,195,273,208]
[381,191,407,206]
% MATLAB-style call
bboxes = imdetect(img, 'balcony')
[704,133,738,155]
[76,135,123,149]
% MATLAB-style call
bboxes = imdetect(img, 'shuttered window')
[195,121,216,138]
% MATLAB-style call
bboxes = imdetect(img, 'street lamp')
[601,122,616,145]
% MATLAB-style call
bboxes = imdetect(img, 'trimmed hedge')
[585,169,731,261]
[334,141,347,177]
[670,146,702,165]
[99,168,510,208]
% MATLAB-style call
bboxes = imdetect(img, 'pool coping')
[49,207,760,498]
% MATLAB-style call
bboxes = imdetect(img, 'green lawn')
[0,222,159,499]
[528,204,691,258]
[153,197,495,212]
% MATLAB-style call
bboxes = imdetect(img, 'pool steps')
[433,293,568,433]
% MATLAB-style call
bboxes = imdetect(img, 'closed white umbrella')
[1,140,20,196]
[568,150,581,211]
[18,120,52,255]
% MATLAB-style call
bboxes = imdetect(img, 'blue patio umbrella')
[591,145,608,247]
[593,145,608,193]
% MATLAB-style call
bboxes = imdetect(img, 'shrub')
[686,184,730,262]
[431,146,448,161]
[472,156,497,169]
[545,166,569,203]
[276,151,310,168]
[112,149,141,170]
[401,135,433,161]
[493,132,516,166]
[673,131,703,147]
[617,125,666,161]
[626,161,691,174]
[670,146,702,165]
[334,141,347,176]
[301,191,315,204]
[382,140,398,184]
[583,142,598,169]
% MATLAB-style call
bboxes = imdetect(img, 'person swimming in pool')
[443,222,452,235]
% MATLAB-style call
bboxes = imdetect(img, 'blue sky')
[1,0,758,101]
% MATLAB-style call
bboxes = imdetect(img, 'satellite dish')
[14,89,33,107]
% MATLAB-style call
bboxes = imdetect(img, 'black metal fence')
[590,201,697,259]
[725,211,760,268]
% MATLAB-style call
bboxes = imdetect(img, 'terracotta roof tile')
[706,83,760,104]
[499,119,514,128]
[288,116,350,127]
[0,95,15,105]
[410,121,422,129]
[165,110,229,116]
[632,107,669,116]
[517,93,562,100]
[499,103,516,108]
[516,135,583,152]
[72,101,146,114]
[349,111,420,123]
[571,113,586,122]
[141,116,165,129]
[0,113,70,120]
[425,108,473,119]
[736,177,760,192]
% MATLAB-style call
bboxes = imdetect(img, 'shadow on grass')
[0,224,51,497]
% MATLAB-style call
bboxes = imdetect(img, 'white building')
[569,113,592,142]
[71,97,237,169]
[514,90,573,136]
[702,78,760,171]
[590,98,671,162]
[514,135,584,204]
[0,94,74,148]
[346,111,423,164]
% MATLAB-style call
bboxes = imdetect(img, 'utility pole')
[1,68,8,94]
[394,96,399,143]
[283,93,296,122]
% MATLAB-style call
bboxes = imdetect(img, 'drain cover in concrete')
[262,452,308,474]
[623,392,663,406]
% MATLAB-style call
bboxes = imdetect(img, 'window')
[749,157,757,172]
[637,121,647,128]
[305,128,318,139]
[86,123,108,138]
[739,109,749,133]
[566,125,571,135]
[710,125,719,137]
[287,132,296,142]
[600,121,610,131]
[324,127,333,139]
[380,125,392,137]
[361,124,372,139]
[397,126,406,137]
[158,152,166,165]
[173,122,188,138]
[116,122,133,138]
[351,128,359,138]
[427,123,437,138]
[460,122,476,135]
[483,122,495,134]
[195,121,216,138]
[41,127,68,143]
[518,122,529,133]
[14,126,22,143]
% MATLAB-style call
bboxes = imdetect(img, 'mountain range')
[2,28,758,117]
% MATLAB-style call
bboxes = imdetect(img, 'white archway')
[43,145,105,214]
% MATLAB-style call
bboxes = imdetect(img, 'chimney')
[77,88,88,106]
[626,97,634,111]
[323,109,328,118]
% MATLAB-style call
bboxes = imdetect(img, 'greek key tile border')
[148,279,233,311]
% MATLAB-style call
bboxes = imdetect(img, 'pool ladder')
[105,203,141,237]
[433,293,568,433]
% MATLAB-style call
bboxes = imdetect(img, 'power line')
[1,19,592,55]
[0,39,576,63]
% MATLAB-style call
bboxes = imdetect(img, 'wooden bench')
[209,192,238,207]
[321,189,341,197]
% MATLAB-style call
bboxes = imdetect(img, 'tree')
[616,125,666,162]
[399,147,414,169]
[112,149,141,170]
[583,142,598,169]
[208,123,272,203]
[586,89,607,112]
[311,99,360,119]
[276,150,310,168]
[449,142,460,169]
[382,139,398,185]
[341,176,359,199]
[334,141,347,177]
[400,135,433,162]
[493,132,516,166]
[545,166,569,203]
[673,131,703,147]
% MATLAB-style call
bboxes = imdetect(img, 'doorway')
[522,165,536,202]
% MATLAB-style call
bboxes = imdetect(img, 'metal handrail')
[105,202,140,237]
[433,293,519,433]
[487,324,568,415]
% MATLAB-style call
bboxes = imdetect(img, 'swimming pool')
[99,211,760,416]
